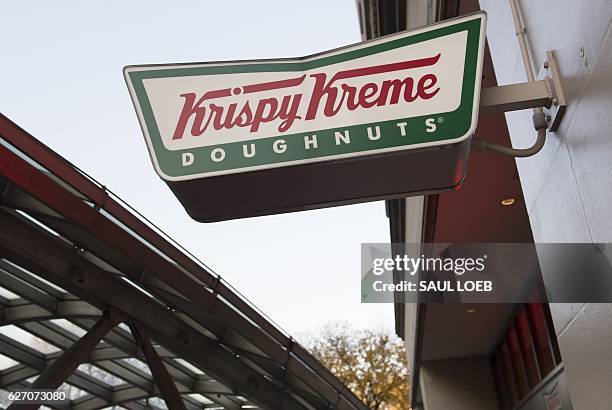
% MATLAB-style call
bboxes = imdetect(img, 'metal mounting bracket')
[479,50,567,131]
[538,50,567,131]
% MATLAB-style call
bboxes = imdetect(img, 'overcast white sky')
[0,0,394,339]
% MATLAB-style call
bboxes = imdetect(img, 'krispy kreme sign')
[125,13,485,180]
[124,13,486,221]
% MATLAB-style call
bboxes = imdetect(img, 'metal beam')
[0,336,114,402]
[10,319,211,408]
[0,300,100,324]
[0,364,37,387]
[480,80,553,113]
[72,387,223,410]
[130,324,187,410]
[0,260,64,299]
[65,371,114,402]
[0,334,45,370]
[73,386,244,410]
[0,267,58,312]
[0,259,64,299]
[75,319,139,357]
[90,346,152,361]
[7,314,117,410]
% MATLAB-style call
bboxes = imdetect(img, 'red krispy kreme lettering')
[172,54,441,140]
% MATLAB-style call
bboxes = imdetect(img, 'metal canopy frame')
[0,113,366,410]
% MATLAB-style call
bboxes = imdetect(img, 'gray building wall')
[419,357,500,410]
[479,1,612,409]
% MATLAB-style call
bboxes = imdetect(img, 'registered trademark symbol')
[437,117,445,123]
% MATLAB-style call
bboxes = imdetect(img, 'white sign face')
[125,12,486,181]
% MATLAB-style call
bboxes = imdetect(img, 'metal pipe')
[509,0,544,119]
[474,0,548,157]
[472,114,547,157]
[509,0,535,83]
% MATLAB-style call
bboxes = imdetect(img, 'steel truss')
[0,113,366,409]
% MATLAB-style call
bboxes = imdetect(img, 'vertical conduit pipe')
[471,0,548,157]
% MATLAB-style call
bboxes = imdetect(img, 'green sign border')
[125,13,485,181]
